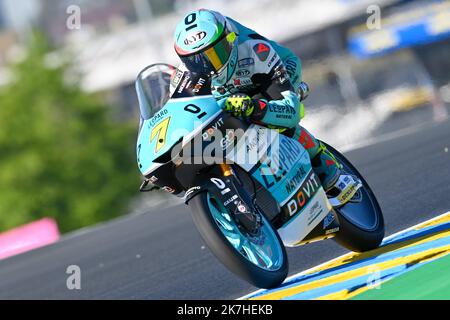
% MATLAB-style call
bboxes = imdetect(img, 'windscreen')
[136,64,174,120]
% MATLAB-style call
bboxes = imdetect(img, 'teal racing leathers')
[212,18,305,129]
[178,16,341,191]
[216,17,341,191]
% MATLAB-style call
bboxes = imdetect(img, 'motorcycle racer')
[173,9,352,200]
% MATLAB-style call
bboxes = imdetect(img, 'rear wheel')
[189,191,288,289]
[322,142,385,252]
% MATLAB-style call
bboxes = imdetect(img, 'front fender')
[186,174,264,236]
[184,184,209,205]
[183,177,243,207]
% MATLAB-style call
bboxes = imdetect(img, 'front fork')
[185,163,341,244]
[219,164,262,236]
[208,164,262,236]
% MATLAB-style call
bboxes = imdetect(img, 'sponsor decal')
[307,200,323,226]
[284,58,298,79]
[275,114,293,120]
[148,109,169,127]
[248,135,302,190]
[238,58,254,68]
[234,78,252,86]
[338,183,358,204]
[323,212,335,229]
[298,129,317,150]
[286,170,321,216]
[184,31,207,45]
[253,43,270,61]
[149,176,158,183]
[285,166,308,194]
[227,49,237,77]
[277,136,302,170]
[257,100,267,110]
[236,69,250,77]
[240,78,252,86]
[267,54,278,68]
[185,186,201,199]
[192,77,206,93]
[171,69,184,87]
[250,153,286,190]
[202,117,224,141]
[177,73,191,94]
[325,227,340,235]
[162,186,176,194]
[237,202,248,213]
[224,194,238,206]
[268,104,296,115]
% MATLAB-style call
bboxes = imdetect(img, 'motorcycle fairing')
[224,125,332,245]
[137,95,221,176]
[225,125,308,206]
[277,179,333,246]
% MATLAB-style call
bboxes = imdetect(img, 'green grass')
[352,253,450,300]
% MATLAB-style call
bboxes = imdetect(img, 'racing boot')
[292,126,341,191]
[292,125,362,207]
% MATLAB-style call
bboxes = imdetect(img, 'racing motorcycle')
[135,63,385,289]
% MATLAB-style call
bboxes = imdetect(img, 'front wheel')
[189,192,288,289]
[322,141,385,252]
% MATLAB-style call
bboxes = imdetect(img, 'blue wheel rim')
[206,193,284,271]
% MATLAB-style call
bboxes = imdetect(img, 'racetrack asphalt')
[1,107,450,300]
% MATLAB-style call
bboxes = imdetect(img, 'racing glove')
[224,94,255,118]
[298,81,310,102]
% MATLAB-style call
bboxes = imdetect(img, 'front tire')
[322,142,385,252]
[189,192,288,289]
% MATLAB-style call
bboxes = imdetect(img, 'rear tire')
[189,192,288,289]
[334,210,385,252]
[322,142,385,252]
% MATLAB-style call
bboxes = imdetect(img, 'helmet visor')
[180,33,234,75]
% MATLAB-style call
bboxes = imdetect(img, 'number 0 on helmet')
[174,9,238,76]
